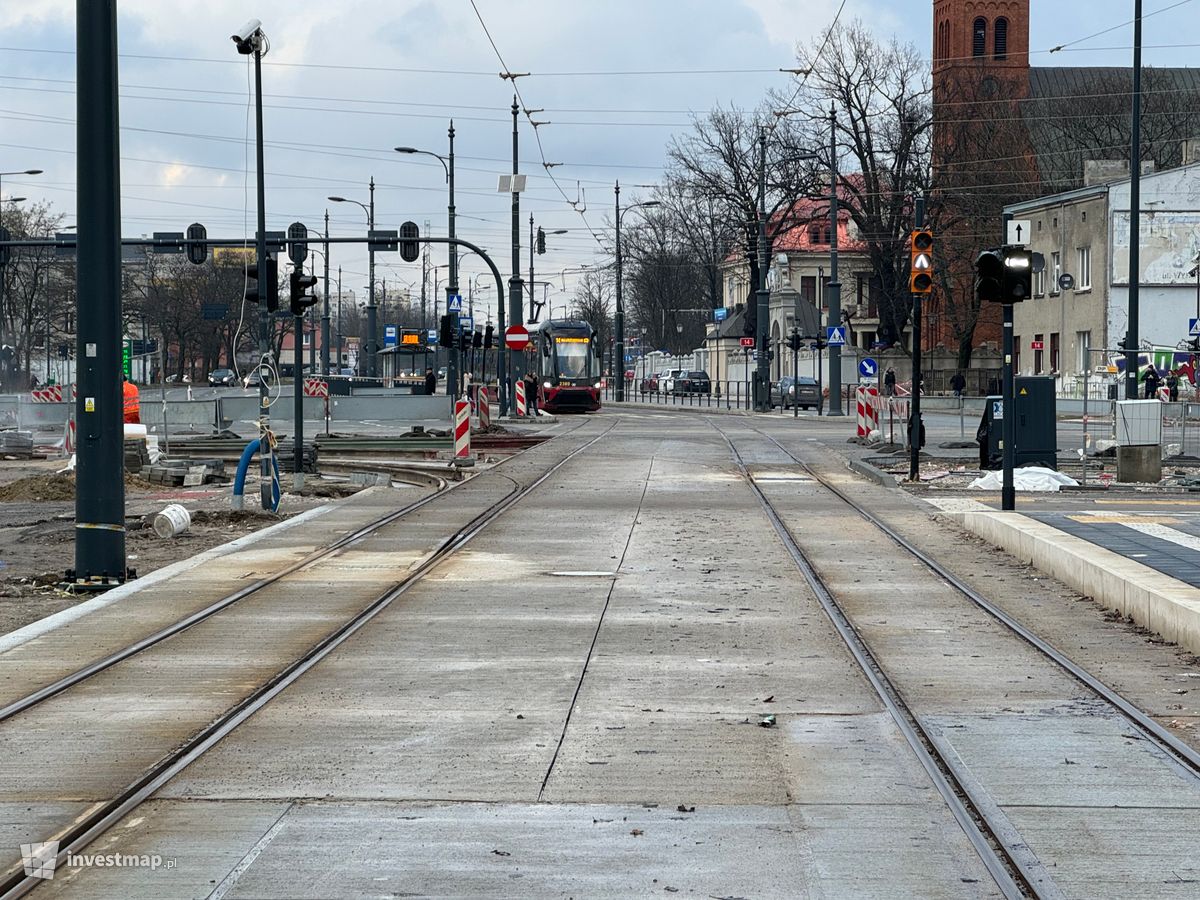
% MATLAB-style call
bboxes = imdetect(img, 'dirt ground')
[0,457,369,637]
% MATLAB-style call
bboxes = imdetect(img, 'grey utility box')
[978,376,1058,470]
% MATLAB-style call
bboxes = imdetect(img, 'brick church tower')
[929,0,1035,356]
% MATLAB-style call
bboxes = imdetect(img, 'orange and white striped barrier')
[855,386,880,438]
[302,377,329,398]
[514,379,527,417]
[454,400,471,459]
[476,386,491,431]
[31,385,64,403]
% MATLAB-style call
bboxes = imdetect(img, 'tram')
[530,319,602,413]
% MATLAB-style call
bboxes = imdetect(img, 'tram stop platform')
[927,495,1200,656]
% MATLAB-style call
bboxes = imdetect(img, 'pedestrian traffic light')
[1001,247,1033,302]
[439,314,455,349]
[289,267,319,316]
[246,256,279,312]
[974,250,1004,303]
[536,227,546,255]
[483,324,494,349]
[910,229,934,294]
[472,329,482,349]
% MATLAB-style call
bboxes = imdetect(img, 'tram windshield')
[554,336,592,380]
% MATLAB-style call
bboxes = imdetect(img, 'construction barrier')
[855,386,880,438]
[514,379,527,417]
[31,384,75,403]
[476,386,491,431]
[303,378,329,398]
[453,400,471,459]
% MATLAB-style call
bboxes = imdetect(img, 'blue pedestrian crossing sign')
[859,357,877,378]
[1190,318,1200,338]
[826,326,846,346]
[447,294,463,313]
[459,315,474,331]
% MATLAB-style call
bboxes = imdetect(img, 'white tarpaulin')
[970,466,1079,492]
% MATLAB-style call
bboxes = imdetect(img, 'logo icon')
[21,841,60,880]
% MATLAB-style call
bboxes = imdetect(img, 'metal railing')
[602,377,853,415]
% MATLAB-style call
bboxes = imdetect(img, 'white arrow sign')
[913,252,932,270]
[1006,219,1032,246]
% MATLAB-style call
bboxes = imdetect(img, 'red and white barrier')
[303,377,329,398]
[454,400,471,459]
[63,417,76,455]
[31,385,63,403]
[514,379,527,417]
[855,386,880,438]
[476,386,491,431]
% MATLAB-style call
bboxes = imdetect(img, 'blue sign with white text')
[384,325,398,348]
[714,307,728,322]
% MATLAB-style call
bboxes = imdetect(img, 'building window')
[1050,332,1060,372]
[1050,252,1062,294]
[1034,334,1044,374]
[994,18,1008,60]
[302,331,311,347]
[800,276,817,308]
[1077,246,1091,290]
[973,17,987,57]
[1034,267,1046,298]
[1076,331,1092,373]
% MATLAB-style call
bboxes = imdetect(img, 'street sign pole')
[1002,213,1016,511]
[908,195,925,482]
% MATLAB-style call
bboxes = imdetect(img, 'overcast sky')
[0,0,1195,324]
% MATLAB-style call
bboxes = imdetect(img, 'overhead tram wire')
[1048,0,1195,52]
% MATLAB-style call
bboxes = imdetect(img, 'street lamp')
[615,182,659,402]
[529,216,568,321]
[329,179,377,377]
[397,122,460,393]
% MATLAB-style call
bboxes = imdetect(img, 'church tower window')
[972,17,987,57]
[995,17,1009,60]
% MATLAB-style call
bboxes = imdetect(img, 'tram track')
[0,421,614,899]
[715,417,1200,899]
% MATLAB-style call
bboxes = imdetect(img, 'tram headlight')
[543,381,552,389]
[594,381,601,389]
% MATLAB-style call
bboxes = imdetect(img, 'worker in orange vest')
[122,376,141,424]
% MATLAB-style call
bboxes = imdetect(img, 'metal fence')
[600,378,855,415]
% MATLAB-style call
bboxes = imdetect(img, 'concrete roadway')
[13,410,1200,897]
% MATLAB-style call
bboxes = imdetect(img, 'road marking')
[1121,521,1200,554]
[1068,513,1182,525]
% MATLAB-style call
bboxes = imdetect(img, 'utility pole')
[321,209,330,374]
[1125,0,1143,399]
[1001,213,1016,510]
[366,177,376,378]
[250,26,271,510]
[73,0,125,584]
[336,266,342,371]
[755,126,771,412]
[908,196,925,482]
[826,104,844,415]
[529,214,536,322]
[508,96,524,415]
[615,182,624,403]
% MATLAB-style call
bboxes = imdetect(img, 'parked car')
[639,371,660,393]
[673,370,712,394]
[660,368,685,394]
[772,376,820,410]
[207,368,236,387]
[243,370,264,388]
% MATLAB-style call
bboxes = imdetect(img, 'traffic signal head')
[787,331,802,352]
[289,267,319,316]
[438,314,455,349]
[245,256,279,312]
[399,220,420,263]
[1001,248,1033,302]
[974,250,1004,303]
[472,329,482,349]
[484,324,494,349]
[536,227,546,255]
[910,229,933,294]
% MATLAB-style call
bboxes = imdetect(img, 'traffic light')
[909,229,933,294]
[439,314,455,349]
[1001,248,1033,302]
[289,267,319,316]
[472,329,482,350]
[787,331,802,352]
[246,256,279,312]
[483,324,494,349]
[458,326,471,353]
[974,250,1004,304]
[536,227,546,255]
[399,221,420,263]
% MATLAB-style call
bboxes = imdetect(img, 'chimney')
[1183,138,1200,167]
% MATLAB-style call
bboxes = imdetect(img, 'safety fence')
[601,378,855,414]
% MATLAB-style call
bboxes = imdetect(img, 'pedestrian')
[1167,370,1180,402]
[122,376,141,424]
[423,366,436,396]
[950,370,966,397]
[1143,366,1161,399]
[883,367,896,396]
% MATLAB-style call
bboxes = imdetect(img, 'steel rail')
[751,425,1200,778]
[711,422,1041,900]
[0,420,616,898]
[0,422,583,728]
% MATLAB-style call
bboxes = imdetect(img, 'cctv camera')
[231,18,261,45]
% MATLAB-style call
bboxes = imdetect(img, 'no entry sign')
[505,325,530,350]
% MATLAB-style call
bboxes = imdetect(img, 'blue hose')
[233,438,281,512]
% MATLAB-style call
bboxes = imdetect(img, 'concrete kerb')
[944,507,1200,655]
[847,456,899,488]
[0,502,337,655]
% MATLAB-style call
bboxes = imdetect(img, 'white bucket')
[153,503,191,538]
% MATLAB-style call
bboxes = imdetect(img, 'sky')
[0,0,1195,327]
